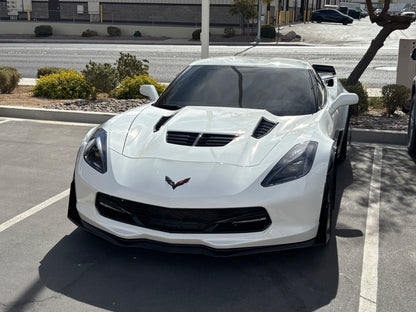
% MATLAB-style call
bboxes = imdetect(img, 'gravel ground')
[44,98,410,132]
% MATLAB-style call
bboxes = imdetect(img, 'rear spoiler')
[312,64,336,75]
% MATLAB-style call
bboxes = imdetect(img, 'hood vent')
[167,131,237,147]
[252,117,277,139]
[154,115,174,132]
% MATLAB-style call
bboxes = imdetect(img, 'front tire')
[342,19,348,25]
[408,95,416,156]
[316,151,337,245]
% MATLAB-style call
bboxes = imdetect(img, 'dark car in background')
[408,48,416,158]
[311,9,354,25]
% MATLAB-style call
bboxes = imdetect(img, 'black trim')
[67,180,322,257]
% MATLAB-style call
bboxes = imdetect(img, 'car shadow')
[35,159,353,312]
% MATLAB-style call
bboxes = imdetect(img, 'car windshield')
[154,65,318,116]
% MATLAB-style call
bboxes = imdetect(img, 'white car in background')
[68,57,358,256]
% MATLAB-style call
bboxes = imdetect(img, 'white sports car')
[68,57,358,256]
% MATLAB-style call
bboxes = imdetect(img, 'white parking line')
[0,189,69,233]
[0,119,10,124]
[358,146,383,312]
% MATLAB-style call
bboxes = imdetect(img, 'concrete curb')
[0,106,115,124]
[0,106,408,145]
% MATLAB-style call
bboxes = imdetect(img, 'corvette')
[68,57,358,256]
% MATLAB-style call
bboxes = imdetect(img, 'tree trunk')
[345,26,393,86]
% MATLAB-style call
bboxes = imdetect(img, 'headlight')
[83,128,107,174]
[261,141,318,187]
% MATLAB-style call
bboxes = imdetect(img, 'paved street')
[0,18,414,87]
[0,118,415,311]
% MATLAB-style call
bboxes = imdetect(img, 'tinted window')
[155,65,318,116]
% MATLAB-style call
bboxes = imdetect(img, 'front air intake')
[167,131,237,147]
[252,117,277,139]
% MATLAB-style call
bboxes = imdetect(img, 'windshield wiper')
[153,103,183,110]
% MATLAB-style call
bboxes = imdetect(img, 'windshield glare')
[155,65,318,116]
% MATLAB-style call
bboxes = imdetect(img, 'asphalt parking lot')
[0,117,415,312]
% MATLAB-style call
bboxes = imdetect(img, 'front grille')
[95,193,271,234]
[166,131,237,147]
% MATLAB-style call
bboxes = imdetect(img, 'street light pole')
[201,0,210,58]
[256,0,262,42]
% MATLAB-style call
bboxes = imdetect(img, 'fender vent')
[154,115,174,132]
[252,118,277,139]
[167,131,237,147]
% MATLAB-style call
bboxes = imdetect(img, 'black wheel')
[316,16,323,23]
[337,109,350,162]
[316,151,337,245]
[408,95,416,156]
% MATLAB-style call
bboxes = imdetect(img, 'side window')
[309,70,325,109]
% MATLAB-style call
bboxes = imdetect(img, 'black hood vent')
[167,131,237,147]
[154,115,174,132]
[252,117,277,139]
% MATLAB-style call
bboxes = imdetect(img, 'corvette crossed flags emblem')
[165,176,191,190]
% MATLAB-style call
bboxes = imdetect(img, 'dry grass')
[0,85,82,108]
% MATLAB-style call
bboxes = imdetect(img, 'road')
[0,43,399,88]
[0,118,416,312]
[1,18,415,88]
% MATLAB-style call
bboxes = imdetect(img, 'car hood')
[109,105,319,167]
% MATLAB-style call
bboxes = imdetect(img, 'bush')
[382,84,410,115]
[0,67,21,94]
[82,29,98,37]
[37,67,67,78]
[224,26,235,38]
[34,25,52,37]
[33,70,90,99]
[114,75,166,99]
[340,79,368,115]
[115,52,149,81]
[82,61,119,100]
[133,30,142,38]
[192,29,202,40]
[107,26,121,37]
[261,24,276,39]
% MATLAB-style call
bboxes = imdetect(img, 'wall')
[0,20,230,38]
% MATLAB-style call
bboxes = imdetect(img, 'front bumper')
[68,179,325,257]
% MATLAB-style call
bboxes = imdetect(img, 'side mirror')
[140,85,159,102]
[411,48,416,61]
[329,93,358,115]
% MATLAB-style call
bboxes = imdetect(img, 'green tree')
[230,0,257,35]
[345,0,414,86]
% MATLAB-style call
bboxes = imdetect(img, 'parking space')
[0,118,415,312]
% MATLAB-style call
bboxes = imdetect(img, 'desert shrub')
[133,30,142,38]
[192,29,202,40]
[0,66,21,94]
[368,97,384,109]
[261,24,276,38]
[382,84,410,115]
[114,75,166,99]
[37,66,67,78]
[115,52,149,81]
[82,29,98,37]
[82,61,119,100]
[224,26,235,38]
[33,70,90,99]
[340,79,368,115]
[107,26,121,37]
[34,25,52,37]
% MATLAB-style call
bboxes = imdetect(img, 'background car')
[68,57,358,256]
[408,48,416,157]
[311,9,354,25]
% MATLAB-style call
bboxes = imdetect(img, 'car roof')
[189,57,312,70]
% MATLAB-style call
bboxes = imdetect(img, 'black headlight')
[83,128,107,174]
[261,141,318,187]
